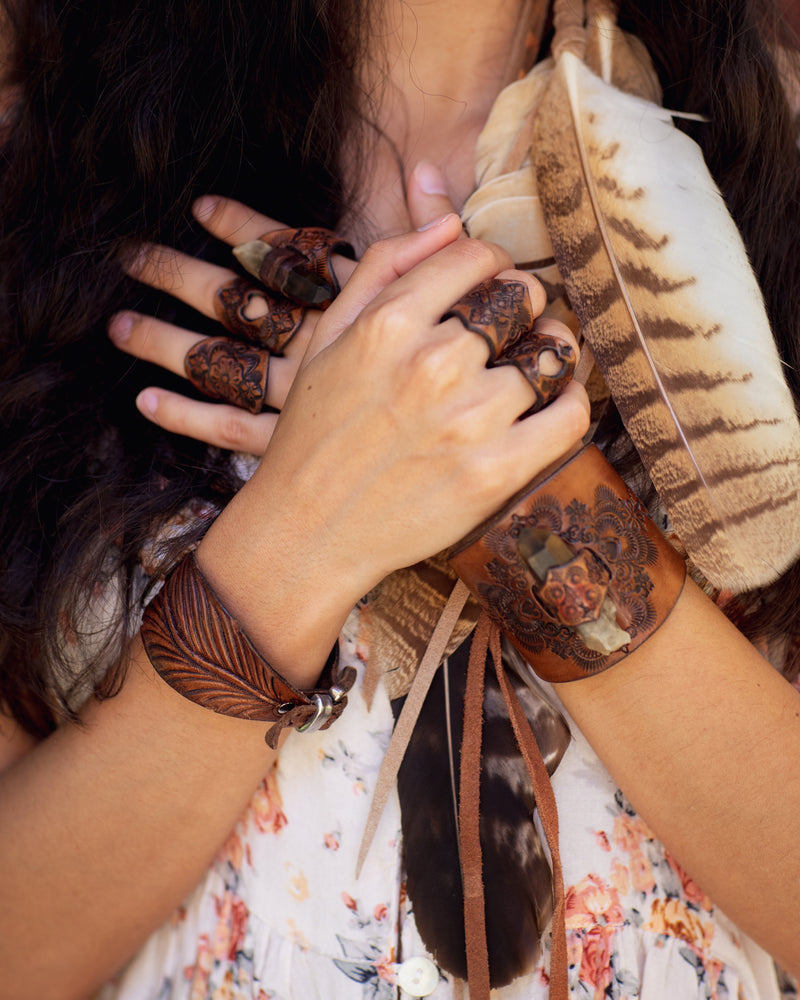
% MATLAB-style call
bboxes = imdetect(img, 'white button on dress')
[396,956,440,997]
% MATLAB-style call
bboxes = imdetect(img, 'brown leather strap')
[184,337,270,413]
[493,633,568,1000]
[459,615,491,1000]
[449,444,686,683]
[141,555,356,748]
[214,275,305,354]
[460,617,569,1000]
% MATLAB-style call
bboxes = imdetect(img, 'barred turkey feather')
[530,28,800,591]
[397,638,570,987]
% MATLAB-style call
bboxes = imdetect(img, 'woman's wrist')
[193,476,366,690]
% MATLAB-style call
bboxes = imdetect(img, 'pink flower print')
[612,812,650,854]
[373,902,388,922]
[375,952,396,984]
[323,831,340,851]
[251,766,287,835]
[216,828,244,871]
[185,933,212,1000]
[342,891,358,911]
[212,892,250,962]
[630,851,655,894]
[665,852,713,910]
[566,933,583,969]
[565,875,625,930]
[609,859,630,896]
[578,925,615,1000]
[594,830,611,852]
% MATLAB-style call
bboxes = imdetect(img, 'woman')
[1,1,799,998]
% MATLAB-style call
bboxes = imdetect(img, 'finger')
[194,195,359,288]
[316,223,510,354]
[509,379,591,471]
[526,315,581,366]
[136,387,276,455]
[127,244,239,319]
[406,161,461,232]
[109,311,298,408]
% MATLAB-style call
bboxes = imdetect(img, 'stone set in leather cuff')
[448,445,687,683]
[141,555,356,748]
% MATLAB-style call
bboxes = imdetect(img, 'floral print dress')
[97,610,796,1000]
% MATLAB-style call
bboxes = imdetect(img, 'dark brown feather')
[396,636,570,986]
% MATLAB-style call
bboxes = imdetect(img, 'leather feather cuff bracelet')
[449,444,686,683]
[141,555,356,748]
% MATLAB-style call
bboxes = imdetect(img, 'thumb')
[407,161,461,232]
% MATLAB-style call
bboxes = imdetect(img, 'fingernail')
[108,313,133,344]
[413,161,447,195]
[417,212,457,232]
[192,196,219,221]
[136,390,158,417]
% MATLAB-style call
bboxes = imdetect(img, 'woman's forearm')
[554,578,800,975]
[0,636,275,1000]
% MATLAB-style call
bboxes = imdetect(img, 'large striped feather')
[531,48,800,591]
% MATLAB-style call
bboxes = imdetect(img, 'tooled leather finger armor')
[445,278,576,411]
[495,328,575,413]
[233,227,356,310]
[444,278,535,362]
[184,337,270,413]
[449,444,687,683]
[214,276,306,354]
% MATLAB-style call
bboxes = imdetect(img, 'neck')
[370,0,531,120]
[346,0,533,241]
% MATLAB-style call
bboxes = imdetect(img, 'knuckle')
[362,294,411,344]
[409,338,462,391]
[359,238,394,271]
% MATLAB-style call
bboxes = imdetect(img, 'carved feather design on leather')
[397,638,570,987]
[529,11,800,591]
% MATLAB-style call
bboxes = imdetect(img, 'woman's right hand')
[191,212,589,686]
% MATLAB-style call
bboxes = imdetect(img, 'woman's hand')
[191,217,588,687]
[114,167,589,681]
[108,162,467,455]
[109,196,359,454]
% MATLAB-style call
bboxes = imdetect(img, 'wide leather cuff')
[141,555,356,748]
[448,445,686,683]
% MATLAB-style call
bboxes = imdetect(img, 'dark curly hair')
[0,0,798,736]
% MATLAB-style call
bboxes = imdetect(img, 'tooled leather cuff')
[448,445,686,683]
[141,555,356,748]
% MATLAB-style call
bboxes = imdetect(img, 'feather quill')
[530,29,800,591]
[397,638,570,987]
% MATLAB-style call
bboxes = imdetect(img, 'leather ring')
[496,327,576,414]
[214,276,305,355]
[233,227,356,310]
[184,337,270,414]
[443,278,534,363]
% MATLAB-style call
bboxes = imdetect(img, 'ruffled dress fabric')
[98,613,796,1000]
